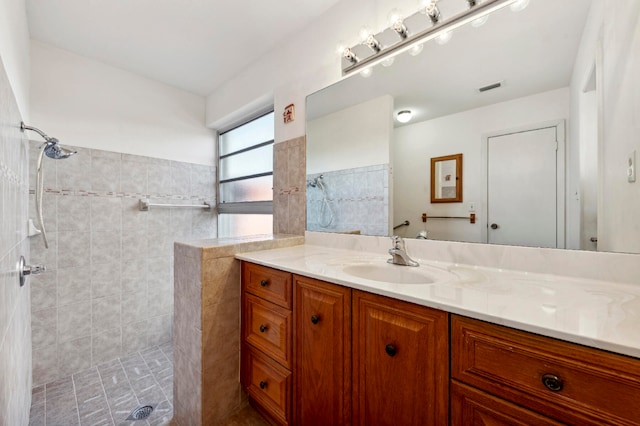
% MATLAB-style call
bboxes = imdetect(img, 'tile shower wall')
[28,142,217,386]
[306,164,389,236]
[0,60,32,425]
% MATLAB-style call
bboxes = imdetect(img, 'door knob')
[490,223,499,230]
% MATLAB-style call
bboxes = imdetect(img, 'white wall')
[598,0,640,253]
[569,0,603,251]
[205,0,420,137]
[307,95,393,174]
[393,88,570,243]
[0,0,30,118]
[30,41,215,165]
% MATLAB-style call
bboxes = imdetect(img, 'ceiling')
[26,0,341,96]
[307,0,591,127]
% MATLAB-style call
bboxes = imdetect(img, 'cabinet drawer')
[451,315,640,425]
[243,262,292,309]
[244,345,291,426]
[244,293,292,369]
[451,381,562,426]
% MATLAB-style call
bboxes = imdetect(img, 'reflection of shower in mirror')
[306,174,334,228]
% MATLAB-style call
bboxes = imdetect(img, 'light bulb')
[359,26,373,43]
[510,0,530,12]
[422,0,441,23]
[381,57,395,67]
[342,47,358,63]
[471,15,489,27]
[436,31,452,45]
[387,8,404,27]
[409,43,424,56]
[360,67,373,78]
[397,110,412,123]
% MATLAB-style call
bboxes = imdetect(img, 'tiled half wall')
[28,142,217,386]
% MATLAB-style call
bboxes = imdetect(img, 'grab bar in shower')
[139,198,212,211]
[393,220,410,230]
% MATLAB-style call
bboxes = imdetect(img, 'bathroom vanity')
[236,239,640,425]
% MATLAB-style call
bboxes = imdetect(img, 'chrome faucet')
[388,236,419,267]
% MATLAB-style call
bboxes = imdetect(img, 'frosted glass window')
[217,110,274,238]
[219,112,274,156]
[218,214,273,238]
[219,144,273,181]
[220,175,273,203]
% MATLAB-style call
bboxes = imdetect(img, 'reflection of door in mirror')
[483,122,565,249]
[431,154,462,203]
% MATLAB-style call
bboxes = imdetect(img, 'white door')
[485,124,564,248]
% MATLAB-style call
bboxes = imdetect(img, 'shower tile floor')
[29,343,174,426]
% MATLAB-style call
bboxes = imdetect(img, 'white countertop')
[237,244,640,359]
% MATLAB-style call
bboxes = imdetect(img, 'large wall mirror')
[306,0,639,254]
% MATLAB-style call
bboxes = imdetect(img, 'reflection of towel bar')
[139,198,211,211]
[393,220,410,230]
[425,213,476,224]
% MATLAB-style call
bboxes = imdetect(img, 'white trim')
[481,119,566,248]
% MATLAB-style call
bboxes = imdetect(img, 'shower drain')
[126,404,156,421]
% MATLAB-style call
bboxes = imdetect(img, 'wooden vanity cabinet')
[293,275,351,426]
[352,290,449,426]
[451,315,640,425]
[241,262,293,425]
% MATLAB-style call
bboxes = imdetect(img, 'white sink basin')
[342,263,436,284]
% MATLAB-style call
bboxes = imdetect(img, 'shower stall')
[24,128,216,425]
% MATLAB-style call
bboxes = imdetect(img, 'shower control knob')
[17,256,46,287]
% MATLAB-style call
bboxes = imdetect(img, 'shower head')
[20,122,76,159]
[44,143,76,159]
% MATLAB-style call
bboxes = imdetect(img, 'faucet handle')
[390,235,404,249]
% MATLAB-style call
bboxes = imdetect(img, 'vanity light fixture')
[342,47,358,64]
[360,26,382,52]
[424,0,442,24]
[341,0,523,76]
[388,9,409,39]
[397,110,413,123]
[365,34,382,52]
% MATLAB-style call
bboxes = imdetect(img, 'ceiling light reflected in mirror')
[397,110,413,123]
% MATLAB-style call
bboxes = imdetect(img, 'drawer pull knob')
[259,324,268,333]
[259,380,268,389]
[311,315,320,324]
[385,344,397,357]
[260,279,268,287]
[542,374,563,392]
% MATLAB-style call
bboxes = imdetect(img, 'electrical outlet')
[468,202,476,212]
[628,150,636,183]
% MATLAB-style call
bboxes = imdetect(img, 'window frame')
[216,110,274,216]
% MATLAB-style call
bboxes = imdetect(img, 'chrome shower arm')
[21,122,53,141]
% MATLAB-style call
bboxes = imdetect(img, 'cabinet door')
[451,381,563,426]
[294,275,351,426]
[352,290,448,426]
